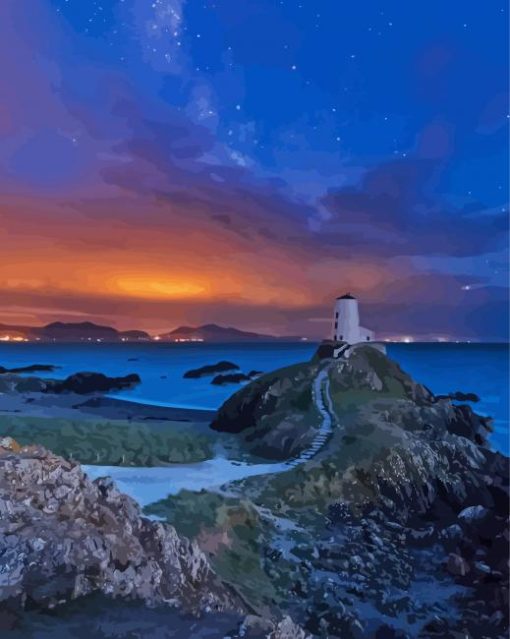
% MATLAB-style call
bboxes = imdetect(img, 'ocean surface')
[0,341,507,454]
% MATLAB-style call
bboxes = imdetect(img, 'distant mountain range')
[0,321,151,342]
[0,321,305,343]
[159,323,305,343]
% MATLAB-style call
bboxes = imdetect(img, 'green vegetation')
[235,393,409,515]
[145,490,295,610]
[290,385,313,412]
[0,415,213,465]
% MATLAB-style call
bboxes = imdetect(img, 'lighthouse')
[332,293,374,344]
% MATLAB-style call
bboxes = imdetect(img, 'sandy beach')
[0,390,216,426]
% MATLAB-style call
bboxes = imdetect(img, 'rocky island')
[0,344,507,638]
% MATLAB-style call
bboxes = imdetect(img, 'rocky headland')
[155,343,508,638]
[0,343,507,638]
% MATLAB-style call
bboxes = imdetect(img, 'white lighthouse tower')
[332,293,374,344]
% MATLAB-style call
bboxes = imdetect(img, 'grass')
[145,490,294,610]
[0,415,214,465]
[234,392,410,514]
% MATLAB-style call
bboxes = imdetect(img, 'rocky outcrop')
[0,438,240,620]
[44,371,141,394]
[327,345,434,404]
[0,374,48,394]
[211,344,493,461]
[211,345,436,459]
[436,390,480,403]
[183,361,240,379]
[211,361,321,459]
[0,371,141,395]
[203,344,508,637]
[0,363,56,374]
[211,373,252,385]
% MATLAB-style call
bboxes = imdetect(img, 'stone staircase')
[286,366,335,468]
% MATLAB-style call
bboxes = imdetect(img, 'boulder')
[458,505,490,524]
[0,440,240,615]
[446,553,470,577]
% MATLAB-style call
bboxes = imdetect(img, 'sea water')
[0,341,507,454]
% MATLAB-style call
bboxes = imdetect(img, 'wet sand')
[0,391,216,425]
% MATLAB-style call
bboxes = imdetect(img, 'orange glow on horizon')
[0,195,398,330]
[112,277,208,300]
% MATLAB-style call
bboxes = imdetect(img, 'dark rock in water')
[44,372,141,394]
[0,438,241,617]
[211,373,251,385]
[183,361,240,379]
[0,374,49,394]
[451,390,480,402]
[436,390,480,403]
[0,363,57,374]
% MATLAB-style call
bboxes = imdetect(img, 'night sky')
[0,0,508,340]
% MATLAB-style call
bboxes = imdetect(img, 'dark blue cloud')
[321,156,507,257]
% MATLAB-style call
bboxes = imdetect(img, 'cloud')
[0,0,507,339]
[320,156,507,257]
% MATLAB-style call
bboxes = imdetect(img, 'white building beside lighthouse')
[332,293,375,344]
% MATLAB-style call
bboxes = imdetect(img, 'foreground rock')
[0,437,240,623]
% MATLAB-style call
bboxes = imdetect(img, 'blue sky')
[0,0,508,338]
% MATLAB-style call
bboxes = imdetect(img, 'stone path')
[84,366,339,505]
[286,366,335,467]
